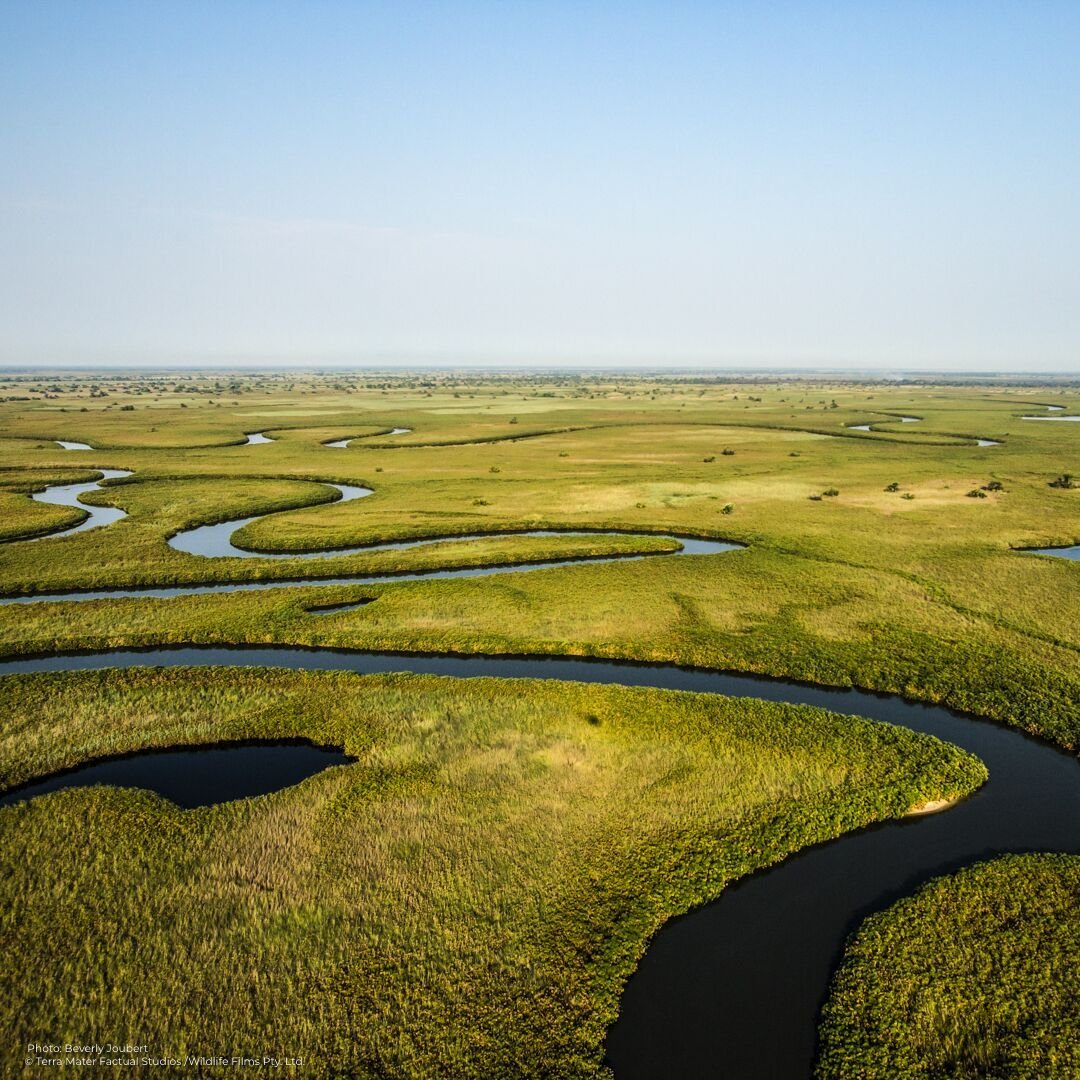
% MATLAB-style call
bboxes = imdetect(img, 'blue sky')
[2,1,1078,369]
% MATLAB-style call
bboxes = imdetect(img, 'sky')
[2,1,1078,371]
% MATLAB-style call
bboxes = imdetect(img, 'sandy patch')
[905,796,959,816]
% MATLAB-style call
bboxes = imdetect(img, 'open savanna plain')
[0,372,1076,1076]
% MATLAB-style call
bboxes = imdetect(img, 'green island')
[818,853,1080,1079]
[0,372,1077,1076]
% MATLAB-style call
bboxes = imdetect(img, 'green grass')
[0,667,985,1078]
[816,853,1080,1079]
[0,373,1076,1075]
[0,377,1077,747]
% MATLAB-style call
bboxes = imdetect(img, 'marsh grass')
[0,375,1076,1074]
[0,382,1075,751]
[0,667,985,1077]
[817,854,1080,1079]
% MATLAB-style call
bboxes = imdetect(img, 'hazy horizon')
[3,2,1079,371]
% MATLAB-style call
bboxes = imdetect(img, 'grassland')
[817,853,1079,1079]
[0,374,1076,746]
[0,667,984,1077]
[0,372,1076,1076]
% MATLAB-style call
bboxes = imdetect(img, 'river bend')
[0,645,1075,1078]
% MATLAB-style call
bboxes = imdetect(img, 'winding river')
[0,645,1076,1077]
[2,479,741,603]
[2,475,1078,1075]
[326,426,411,447]
[846,415,921,431]
[844,419,1001,445]
[25,469,132,540]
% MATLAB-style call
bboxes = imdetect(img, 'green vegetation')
[0,375,1076,747]
[0,667,984,1077]
[817,854,1079,1079]
[0,373,1076,1074]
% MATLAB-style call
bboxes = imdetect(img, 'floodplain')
[0,372,1076,1077]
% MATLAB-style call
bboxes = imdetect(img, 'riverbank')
[0,666,984,1077]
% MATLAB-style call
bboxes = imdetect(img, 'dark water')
[0,739,353,809]
[0,645,1075,1078]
